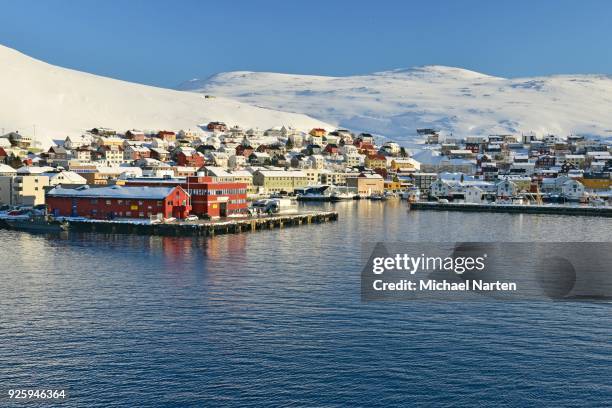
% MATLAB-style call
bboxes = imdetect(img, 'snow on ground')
[0,44,334,148]
[179,66,612,143]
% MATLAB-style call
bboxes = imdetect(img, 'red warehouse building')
[124,176,248,218]
[183,176,247,218]
[46,185,191,219]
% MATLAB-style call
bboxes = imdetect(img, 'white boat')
[589,197,606,207]
[401,187,421,203]
[369,193,388,201]
[297,185,357,201]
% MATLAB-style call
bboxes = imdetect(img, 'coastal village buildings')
[0,123,610,217]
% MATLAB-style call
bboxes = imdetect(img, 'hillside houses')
[0,120,610,213]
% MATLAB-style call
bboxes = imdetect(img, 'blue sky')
[1,0,611,87]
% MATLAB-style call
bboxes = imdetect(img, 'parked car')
[163,217,176,223]
[185,215,199,221]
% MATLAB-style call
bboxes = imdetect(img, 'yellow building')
[365,155,387,170]
[253,170,309,194]
[304,169,319,185]
[391,158,420,171]
[0,175,49,206]
[384,180,403,192]
[309,128,327,138]
[346,173,384,197]
[579,177,612,190]
[96,136,125,148]
[319,171,349,186]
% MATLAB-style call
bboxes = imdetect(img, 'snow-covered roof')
[256,170,307,177]
[42,171,87,183]
[47,185,179,200]
[202,166,232,177]
[0,163,17,174]
[16,165,54,174]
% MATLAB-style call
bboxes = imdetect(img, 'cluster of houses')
[0,123,611,220]
[414,129,612,203]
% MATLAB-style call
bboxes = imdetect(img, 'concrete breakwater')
[409,202,612,217]
[0,211,339,236]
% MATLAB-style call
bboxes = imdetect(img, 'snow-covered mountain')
[0,45,333,148]
[179,66,612,143]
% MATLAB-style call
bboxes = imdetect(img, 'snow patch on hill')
[179,66,612,142]
[0,45,333,148]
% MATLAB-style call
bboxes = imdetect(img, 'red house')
[206,121,228,132]
[324,144,339,155]
[176,151,205,168]
[236,145,254,157]
[46,185,191,219]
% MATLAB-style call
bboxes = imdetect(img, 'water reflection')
[1,202,612,406]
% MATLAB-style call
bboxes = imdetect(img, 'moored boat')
[5,215,69,233]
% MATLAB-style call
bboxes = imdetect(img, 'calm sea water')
[1,201,611,407]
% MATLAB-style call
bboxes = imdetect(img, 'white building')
[464,186,485,203]
[228,154,247,169]
[496,179,518,197]
[562,179,585,201]
[42,170,87,186]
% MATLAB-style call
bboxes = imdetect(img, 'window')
[106,200,111,205]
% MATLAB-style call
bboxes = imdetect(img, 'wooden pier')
[29,211,339,237]
[409,202,612,217]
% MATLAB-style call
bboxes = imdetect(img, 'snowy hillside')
[179,66,612,142]
[0,45,333,148]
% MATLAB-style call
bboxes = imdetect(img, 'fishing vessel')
[4,214,69,233]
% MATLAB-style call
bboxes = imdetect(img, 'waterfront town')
[0,123,611,226]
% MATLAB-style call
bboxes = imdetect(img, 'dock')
[409,202,612,217]
[0,211,338,236]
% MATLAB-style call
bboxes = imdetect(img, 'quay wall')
[62,211,338,237]
[410,202,612,217]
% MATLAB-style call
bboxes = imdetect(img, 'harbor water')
[1,200,611,407]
